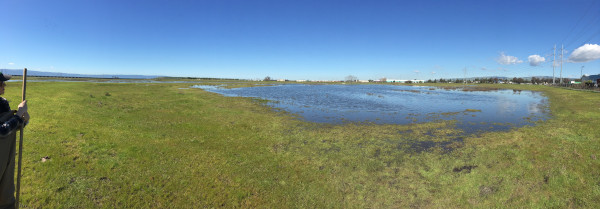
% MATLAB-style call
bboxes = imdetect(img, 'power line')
[521,4,598,68]
[577,28,600,46]
[564,14,600,49]
[558,0,598,45]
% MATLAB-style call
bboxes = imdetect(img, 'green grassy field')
[7,81,600,208]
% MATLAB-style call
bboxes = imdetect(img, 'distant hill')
[0,69,161,79]
[524,76,579,80]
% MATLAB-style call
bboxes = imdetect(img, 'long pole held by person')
[15,68,26,209]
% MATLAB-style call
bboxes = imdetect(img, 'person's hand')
[16,100,27,117]
[22,112,30,124]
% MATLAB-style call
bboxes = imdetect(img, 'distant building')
[582,74,600,84]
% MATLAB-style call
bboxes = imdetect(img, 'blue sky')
[1,0,599,80]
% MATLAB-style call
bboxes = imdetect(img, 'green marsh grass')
[9,81,600,208]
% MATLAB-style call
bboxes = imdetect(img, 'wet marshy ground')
[194,84,549,134]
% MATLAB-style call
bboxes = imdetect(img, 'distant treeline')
[424,77,573,84]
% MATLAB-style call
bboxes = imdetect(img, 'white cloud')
[496,52,523,65]
[528,54,546,66]
[414,70,420,73]
[569,44,600,63]
[8,62,14,65]
[431,71,436,74]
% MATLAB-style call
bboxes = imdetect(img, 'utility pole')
[552,44,556,85]
[560,44,563,85]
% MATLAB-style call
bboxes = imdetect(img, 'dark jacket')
[0,97,24,209]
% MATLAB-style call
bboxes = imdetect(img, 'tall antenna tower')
[552,44,556,84]
[560,44,564,84]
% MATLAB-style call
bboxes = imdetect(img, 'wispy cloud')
[528,54,545,66]
[496,52,523,65]
[8,62,14,65]
[430,71,436,74]
[480,67,508,72]
[413,70,420,73]
[569,44,600,63]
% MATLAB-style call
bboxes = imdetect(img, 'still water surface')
[194,84,549,133]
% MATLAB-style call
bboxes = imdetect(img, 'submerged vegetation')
[10,81,600,208]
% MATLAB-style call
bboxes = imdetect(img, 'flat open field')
[9,81,600,208]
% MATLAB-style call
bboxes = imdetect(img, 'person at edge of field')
[0,73,30,209]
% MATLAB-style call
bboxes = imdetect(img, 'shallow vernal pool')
[193,84,549,133]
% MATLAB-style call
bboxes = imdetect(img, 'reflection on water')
[194,84,549,133]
